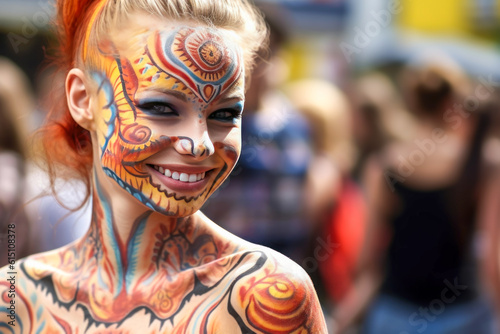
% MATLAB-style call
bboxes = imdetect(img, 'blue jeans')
[362,294,497,334]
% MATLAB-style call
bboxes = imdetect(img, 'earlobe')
[66,68,94,131]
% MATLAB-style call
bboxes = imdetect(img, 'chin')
[102,165,228,217]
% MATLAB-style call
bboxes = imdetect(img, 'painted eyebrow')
[216,94,244,105]
[137,88,188,102]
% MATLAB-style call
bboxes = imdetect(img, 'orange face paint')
[91,24,244,216]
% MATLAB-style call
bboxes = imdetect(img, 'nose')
[174,130,215,158]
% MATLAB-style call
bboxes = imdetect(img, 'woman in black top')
[331,56,497,334]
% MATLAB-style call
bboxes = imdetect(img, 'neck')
[79,171,227,295]
[24,169,242,323]
[38,180,232,322]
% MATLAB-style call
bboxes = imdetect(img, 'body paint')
[92,25,243,216]
[149,27,243,104]
[0,21,327,334]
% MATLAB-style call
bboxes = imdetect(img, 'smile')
[150,165,207,183]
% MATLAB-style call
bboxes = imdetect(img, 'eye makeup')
[208,101,244,123]
[135,99,179,116]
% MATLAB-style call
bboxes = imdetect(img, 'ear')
[66,68,94,131]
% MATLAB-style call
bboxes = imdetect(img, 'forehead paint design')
[147,27,242,103]
[93,26,243,216]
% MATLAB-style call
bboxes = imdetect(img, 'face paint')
[92,25,244,216]
[149,27,243,104]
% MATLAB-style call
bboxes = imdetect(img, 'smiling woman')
[85,21,246,217]
[0,0,327,333]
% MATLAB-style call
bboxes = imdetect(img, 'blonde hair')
[74,0,267,75]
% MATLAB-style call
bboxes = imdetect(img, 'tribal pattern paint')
[0,22,328,334]
[1,257,324,333]
[151,27,242,104]
[93,25,244,216]
[0,184,326,333]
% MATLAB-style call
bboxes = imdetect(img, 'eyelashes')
[136,102,178,116]
[208,108,243,123]
[136,100,242,123]
[208,100,244,123]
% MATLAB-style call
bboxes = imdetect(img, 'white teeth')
[154,165,208,183]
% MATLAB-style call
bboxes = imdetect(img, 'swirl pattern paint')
[0,19,327,334]
[92,25,244,216]
[149,27,243,103]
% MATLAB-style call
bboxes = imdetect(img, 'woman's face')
[88,17,245,216]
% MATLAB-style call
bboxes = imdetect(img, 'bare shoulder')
[0,247,75,333]
[227,245,328,334]
[194,213,328,333]
[0,257,40,334]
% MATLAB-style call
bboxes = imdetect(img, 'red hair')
[35,0,104,208]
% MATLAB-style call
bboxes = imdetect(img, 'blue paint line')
[91,71,117,159]
[0,323,15,334]
[35,320,45,334]
[36,306,43,321]
[125,213,150,293]
[95,178,124,297]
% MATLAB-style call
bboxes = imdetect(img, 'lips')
[147,164,214,194]
[151,165,206,183]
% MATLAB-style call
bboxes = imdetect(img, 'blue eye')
[209,109,243,123]
[137,102,178,116]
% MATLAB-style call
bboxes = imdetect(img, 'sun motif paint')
[92,25,244,216]
[150,27,243,104]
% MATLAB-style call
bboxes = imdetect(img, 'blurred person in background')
[0,57,34,267]
[283,78,366,309]
[332,54,497,333]
[24,66,91,253]
[349,71,416,181]
[202,4,314,263]
[0,56,87,261]
[477,91,500,320]
[0,56,88,261]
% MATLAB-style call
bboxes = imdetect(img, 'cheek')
[91,70,154,162]
[216,126,240,157]
[214,138,240,167]
[121,123,153,146]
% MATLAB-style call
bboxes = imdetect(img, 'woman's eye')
[209,109,242,123]
[137,102,177,116]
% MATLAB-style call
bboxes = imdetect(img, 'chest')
[26,284,243,334]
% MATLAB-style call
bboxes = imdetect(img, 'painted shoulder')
[229,245,328,334]
[0,245,83,334]
[0,257,40,334]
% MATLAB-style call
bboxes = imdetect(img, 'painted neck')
[84,172,197,286]
[35,172,236,322]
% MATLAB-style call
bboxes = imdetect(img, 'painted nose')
[175,131,215,158]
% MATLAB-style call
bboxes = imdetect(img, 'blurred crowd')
[1,2,500,334]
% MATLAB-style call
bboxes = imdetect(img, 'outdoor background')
[1,0,500,333]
